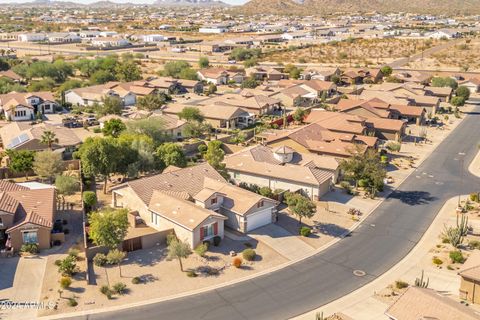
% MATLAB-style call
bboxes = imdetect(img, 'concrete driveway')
[249,224,315,261]
[0,255,48,320]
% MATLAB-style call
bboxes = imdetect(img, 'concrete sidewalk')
[249,224,315,261]
[293,196,463,320]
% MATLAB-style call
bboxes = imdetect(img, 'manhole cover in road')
[353,270,366,277]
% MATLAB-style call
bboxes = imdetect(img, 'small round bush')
[232,257,242,268]
[242,248,256,261]
[449,250,465,264]
[20,243,39,254]
[187,270,198,277]
[60,276,72,289]
[395,280,408,289]
[470,193,479,203]
[113,282,127,295]
[93,253,108,267]
[299,227,311,237]
[100,285,112,299]
[67,298,78,307]
[432,257,443,265]
[131,277,141,284]
[68,248,80,259]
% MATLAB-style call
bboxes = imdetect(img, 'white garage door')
[246,209,272,232]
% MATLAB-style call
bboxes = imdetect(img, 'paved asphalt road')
[71,107,480,320]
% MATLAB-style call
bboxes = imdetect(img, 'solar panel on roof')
[6,133,30,149]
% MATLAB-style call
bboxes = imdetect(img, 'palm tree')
[41,130,58,150]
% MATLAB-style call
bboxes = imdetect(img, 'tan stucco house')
[111,163,277,248]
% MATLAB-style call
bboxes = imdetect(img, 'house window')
[22,230,38,244]
[200,222,218,240]
[211,197,217,205]
[0,217,3,227]
[233,172,239,179]
[151,212,160,226]
[257,201,264,208]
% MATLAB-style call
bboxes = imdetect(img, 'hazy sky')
[0,0,249,5]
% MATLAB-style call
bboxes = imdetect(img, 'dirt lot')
[407,38,480,72]
[262,38,440,66]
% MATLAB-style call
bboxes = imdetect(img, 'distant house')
[199,25,228,34]
[341,68,384,85]
[162,103,254,129]
[65,82,137,107]
[142,34,165,43]
[0,122,81,153]
[46,32,81,43]
[111,163,277,248]
[196,92,280,116]
[78,31,100,39]
[0,92,58,121]
[0,180,56,252]
[18,33,46,42]
[91,37,130,48]
[300,67,341,81]
[246,66,289,82]
[428,29,461,39]
[197,68,230,85]
[0,70,23,83]
[224,145,339,201]
[259,122,377,158]
[459,78,480,94]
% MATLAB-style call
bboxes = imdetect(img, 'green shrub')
[340,181,351,191]
[213,236,221,247]
[432,257,443,265]
[131,277,141,284]
[187,270,198,277]
[380,155,388,164]
[449,250,465,264]
[112,282,127,295]
[166,232,176,246]
[20,243,39,254]
[447,265,454,270]
[54,259,62,267]
[469,240,480,249]
[358,179,369,188]
[386,141,401,152]
[60,276,72,289]
[395,280,409,289]
[470,193,479,203]
[198,144,207,154]
[93,127,101,133]
[194,243,208,257]
[242,248,256,261]
[67,298,78,307]
[93,253,108,267]
[82,191,97,208]
[299,227,311,237]
[100,285,112,299]
[57,256,78,276]
[68,248,80,259]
